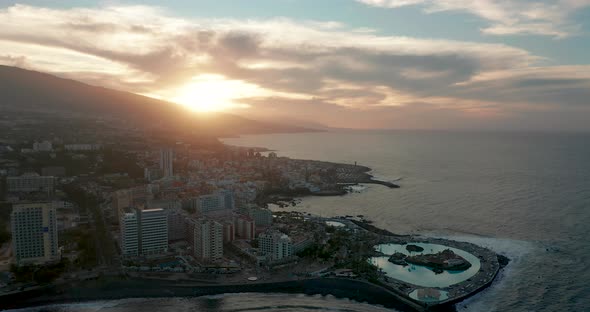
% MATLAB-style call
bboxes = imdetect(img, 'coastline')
[0,224,506,312]
[0,153,506,312]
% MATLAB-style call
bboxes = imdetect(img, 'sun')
[171,74,260,112]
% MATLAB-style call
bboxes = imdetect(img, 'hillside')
[0,65,313,136]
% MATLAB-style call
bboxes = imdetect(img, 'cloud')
[0,4,588,130]
[357,0,590,38]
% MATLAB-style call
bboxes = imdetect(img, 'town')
[0,113,399,302]
[0,113,504,312]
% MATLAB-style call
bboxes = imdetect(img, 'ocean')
[9,130,590,311]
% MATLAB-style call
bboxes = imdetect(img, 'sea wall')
[0,277,436,311]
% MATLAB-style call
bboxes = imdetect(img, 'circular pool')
[370,242,480,288]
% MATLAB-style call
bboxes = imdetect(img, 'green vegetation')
[60,228,98,269]
[20,150,99,177]
[295,223,382,279]
[75,231,98,268]
[0,203,12,245]
[99,148,143,179]
[10,258,71,284]
[182,205,196,214]
[0,227,10,245]
[297,243,332,260]
[62,184,117,267]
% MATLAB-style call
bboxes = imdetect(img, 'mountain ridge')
[0,65,315,136]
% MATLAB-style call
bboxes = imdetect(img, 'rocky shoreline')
[258,160,400,205]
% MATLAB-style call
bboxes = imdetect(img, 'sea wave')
[420,233,538,312]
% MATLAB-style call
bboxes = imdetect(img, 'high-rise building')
[139,208,168,255]
[196,190,235,215]
[221,221,235,243]
[159,148,174,178]
[167,209,187,242]
[221,190,235,210]
[119,208,168,257]
[11,203,59,265]
[249,208,273,227]
[193,219,223,263]
[234,215,255,240]
[259,230,292,261]
[120,212,139,257]
[144,167,162,181]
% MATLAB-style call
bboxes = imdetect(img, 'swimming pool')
[370,242,480,288]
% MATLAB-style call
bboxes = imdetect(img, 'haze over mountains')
[0,65,315,137]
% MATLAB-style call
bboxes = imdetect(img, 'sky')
[1,1,589,131]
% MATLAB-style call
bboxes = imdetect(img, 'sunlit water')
[11,130,590,311]
[370,243,480,288]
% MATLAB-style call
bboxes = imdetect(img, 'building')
[33,140,53,152]
[196,190,234,215]
[112,189,132,221]
[258,230,292,261]
[119,208,168,257]
[139,209,168,255]
[234,215,255,240]
[148,199,181,211]
[120,212,139,257]
[160,148,174,178]
[167,209,187,242]
[221,190,235,210]
[221,221,235,243]
[292,235,314,254]
[64,144,101,151]
[249,208,273,227]
[144,167,162,182]
[11,203,59,265]
[7,173,55,194]
[193,219,223,262]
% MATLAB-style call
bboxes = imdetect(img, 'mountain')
[0,65,314,136]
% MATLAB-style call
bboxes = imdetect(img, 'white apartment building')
[119,208,168,257]
[11,203,59,265]
[138,208,168,255]
[193,219,223,262]
[120,212,139,257]
[259,231,292,261]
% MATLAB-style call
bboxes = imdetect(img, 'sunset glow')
[171,75,261,112]
[0,2,588,130]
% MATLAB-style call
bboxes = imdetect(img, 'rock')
[406,244,424,252]
[405,249,472,271]
[432,267,444,274]
[388,252,408,266]
[497,254,510,268]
